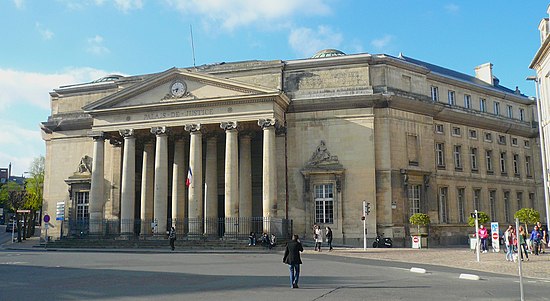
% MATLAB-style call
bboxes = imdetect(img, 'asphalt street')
[0,249,548,301]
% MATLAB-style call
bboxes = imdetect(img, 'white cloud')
[114,0,144,13]
[370,34,393,50]
[0,120,42,175]
[0,67,112,111]
[164,0,331,30]
[444,3,460,14]
[289,26,343,58]
[13,0,24,9]
[35,22,54,40]
[86,35,110,55]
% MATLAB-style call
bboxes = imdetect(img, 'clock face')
[170,81,186,97]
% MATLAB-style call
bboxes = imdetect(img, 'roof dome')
[311,49,346,58]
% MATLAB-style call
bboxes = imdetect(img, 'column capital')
[151,126,168,136]
[220,121,238,131]
[119,129,134,138]
[258,118,277,129]
[184,123,201,132]
[88,131,105,140]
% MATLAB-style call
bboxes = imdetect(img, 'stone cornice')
[530,33,550,69]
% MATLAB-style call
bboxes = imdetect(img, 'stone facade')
[41,50,543,246]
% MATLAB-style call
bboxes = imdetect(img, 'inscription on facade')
[143,109,215,120]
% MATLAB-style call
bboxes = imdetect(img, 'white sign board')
[491,222,500,253]
[412,235,421,249]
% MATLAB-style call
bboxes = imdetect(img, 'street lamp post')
[527,76,550,228]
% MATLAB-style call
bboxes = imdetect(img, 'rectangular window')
[470,147,478,171]
[484,132,492,142]
[524,140,530,148]
[439,187,449,223]
[406,134,419,166]
[513,154,520,176]
[480,98,487,112]
[435,124,444,134]
[519,108,525,121]
[511,138,518,146]
[448,90,456,105]
[489,190,497,221]
[526,156,532,177]
[436,143,445,168]
[517,191,523,210]
[500,152,507,174]
[498,135,506,145]
[507,105,513,118]
[486,150,493,172]
[75,191,90,220]
[469,129,477,139]
[529,193,535,208]
[474,189,481,211]
[454,145,462,169]
[464,94,471,108]
[431,86,439,101]
[408,184,421,217]
[457,188,465,223]
[504,191,510,222]
[452,126,461,136]
[494,101,500,115]
[314,184,334,224]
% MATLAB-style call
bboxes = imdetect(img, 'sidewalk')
[3,236,549,280]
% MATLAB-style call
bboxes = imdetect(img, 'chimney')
[474,63,493,85]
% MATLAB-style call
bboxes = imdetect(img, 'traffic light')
[470,212,478,219]
[366,202,371,215]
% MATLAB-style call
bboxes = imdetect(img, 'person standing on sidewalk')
[168,226,176,251]
[314,225,322,252]
[536,222,547,254]
[504,225,514,262]
[478,224,489,253]
[325,226,333,251]
[283,234,304,289]
[530,225,542,256]
[518,226,529,261]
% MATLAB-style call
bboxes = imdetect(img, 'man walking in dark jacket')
[283,234,304,288]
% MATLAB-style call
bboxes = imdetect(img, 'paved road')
[0,249,548,301]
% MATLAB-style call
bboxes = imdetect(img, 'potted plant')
[409,213,430,248]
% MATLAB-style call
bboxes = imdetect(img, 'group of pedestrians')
[502,222,548,262]
[313,224,333,252]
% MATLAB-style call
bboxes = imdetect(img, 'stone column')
[119,129,135,235]
[258,119,278,233]
[185,124,203,235]
[239,133,253,235]
[205,135,218,235]
[89,132,105,235]
[140,142,154,235]
[172,138,186,229]
[221,121,239,237]
[151,126,168,235]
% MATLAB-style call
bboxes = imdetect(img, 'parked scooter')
[372,234,393,248]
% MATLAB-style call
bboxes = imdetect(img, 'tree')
[468,211,490,227]
[514,208,540,231]
[0,181,27,242]
[23,156,45,237]
[409,213,430,234]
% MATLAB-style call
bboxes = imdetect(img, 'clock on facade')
[170,81,187,97]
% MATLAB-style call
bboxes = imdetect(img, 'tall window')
[457,188,465,223]
[474,189,481,211]
[448,90,456,105]
[431,86,439,101]
[529,193,535,208]
[504,191,510,222]
[408,185,421,216]
[480,98,487,112]
[516,192,523,211]
[507,105,513,118]
[464,94,471,108]
[75,191,90,220]
[500,152,507,174]
[525,156,532,177]
[519,108,525,121]
[315,184,334,224]
[486,150,493,172]
[513,154,520,176]
[489,190,497,220]
[454,145,462,169]
[470,147,478,171]
[494,101,500,115]
[436,143,445,167]
[439,187,449,223]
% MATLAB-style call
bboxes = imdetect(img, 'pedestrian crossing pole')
[515,218,524,301]
[474,210,480,262]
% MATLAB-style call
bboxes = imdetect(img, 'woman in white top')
[314,225,323,252]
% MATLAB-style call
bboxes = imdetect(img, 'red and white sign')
[412,235,421,249]
[491,222,500,253]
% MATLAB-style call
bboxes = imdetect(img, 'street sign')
[16,209,31,213]
[412,235,421,249]
[56,202,65,221]
[44,214,50,223]
[491,222,500,253]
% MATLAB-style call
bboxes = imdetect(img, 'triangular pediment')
[83,67,280,111]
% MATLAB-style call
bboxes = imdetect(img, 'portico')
[83,69,290,237]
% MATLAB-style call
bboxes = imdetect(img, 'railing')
[62,217,292,241]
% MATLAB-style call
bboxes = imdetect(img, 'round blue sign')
[44,214,50,223]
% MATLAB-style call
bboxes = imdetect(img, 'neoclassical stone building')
[42,49,543,246]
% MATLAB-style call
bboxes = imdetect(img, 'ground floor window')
[75,191,89,220]
[408,184,421,216]
[315,184,334,224]
[439,187,448,223]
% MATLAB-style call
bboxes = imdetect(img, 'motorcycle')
[372,234,393,248]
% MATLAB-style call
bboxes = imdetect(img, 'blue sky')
[0,0,547,176]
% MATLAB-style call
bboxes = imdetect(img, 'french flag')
[186,168,192,187]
